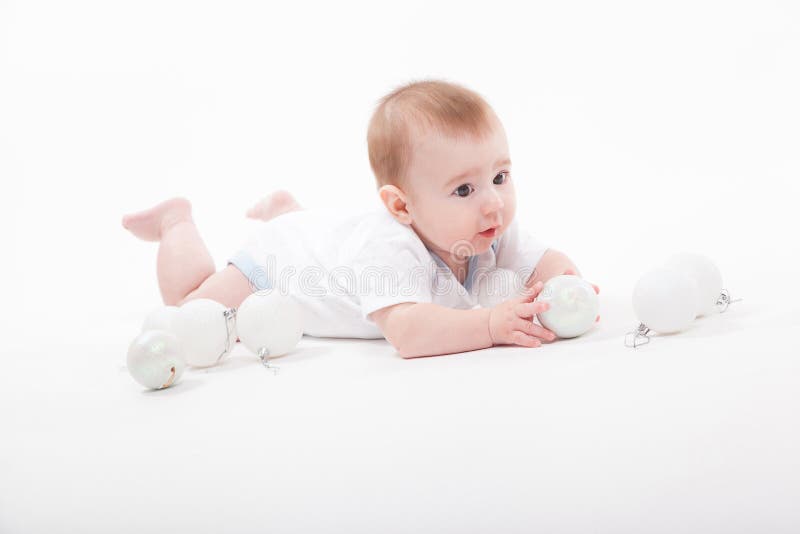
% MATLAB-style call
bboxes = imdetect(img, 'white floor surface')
[2,283,799,533]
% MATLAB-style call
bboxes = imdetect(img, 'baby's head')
[368,80,515,261]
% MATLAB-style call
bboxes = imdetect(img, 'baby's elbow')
[387,329,418,359]
[370,303,417,359]
[396,342,419,359]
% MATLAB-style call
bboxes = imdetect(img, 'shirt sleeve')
[494,219,549,283]
[350,237,434,322]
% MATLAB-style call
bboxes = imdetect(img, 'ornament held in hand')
[536,275,599,339]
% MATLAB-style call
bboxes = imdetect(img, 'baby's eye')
[493,171,509,185]
[453,184,474,197]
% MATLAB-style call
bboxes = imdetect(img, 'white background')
[2,1,799,533]
[1,0,798,329]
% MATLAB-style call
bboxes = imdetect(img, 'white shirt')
[231,207,548,339]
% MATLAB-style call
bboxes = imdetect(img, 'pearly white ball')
[632,267,698,333]
[536,275,599,338]
[141,305,179,333]
[171,298,237,368]
[236,291,304,358]
[127,330,186,390]
[664,253,723,317]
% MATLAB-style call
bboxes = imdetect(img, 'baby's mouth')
[478,225,499,238]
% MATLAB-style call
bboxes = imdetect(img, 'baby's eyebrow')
[494,157,512,169]
[444,157,512,187]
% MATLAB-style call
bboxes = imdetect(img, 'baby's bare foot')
[122,197,192,241]
[246,189,303,221]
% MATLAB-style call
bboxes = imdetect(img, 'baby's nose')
[481,191,504,215]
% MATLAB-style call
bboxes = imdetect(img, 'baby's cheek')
[504,193,517,216]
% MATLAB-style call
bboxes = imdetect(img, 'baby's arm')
[372,303,491,358]
[525,248,599,291]
[525,249,580,287]
[371,281,554,359]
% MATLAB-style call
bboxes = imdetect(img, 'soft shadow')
[138,377,204,395]
[206,344,334,368]
[557,305,752,346]
[673,312,748,339]
[187,354,257,374]
[267,345,329,364]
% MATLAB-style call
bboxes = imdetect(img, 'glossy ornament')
[236,291,303,361]
[664,253,723,317]
[127,330,186,389]
[536,275,599,338]
[171,299,237,368]
[632,267,697,334]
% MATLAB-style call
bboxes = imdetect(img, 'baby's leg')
[246,189,303,221]
[178,264,253,309]
[123,198,232,305]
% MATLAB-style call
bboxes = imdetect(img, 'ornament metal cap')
[716,289,742,313]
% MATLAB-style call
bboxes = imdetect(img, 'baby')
[123,80,599,359]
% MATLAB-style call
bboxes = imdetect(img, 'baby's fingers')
[515,300,550,318]
[511,331,542,348]
[515,319,556,341]
[519,281,545,302]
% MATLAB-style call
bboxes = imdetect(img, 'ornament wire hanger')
[222,307,280,374]
[218,308,238,364]
[624,324,651,348]
[716,289,743,313]
[258,347,280,375]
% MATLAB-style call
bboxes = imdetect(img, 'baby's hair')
[367,79,495,188]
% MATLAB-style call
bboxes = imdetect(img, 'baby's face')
[404,119,515,260]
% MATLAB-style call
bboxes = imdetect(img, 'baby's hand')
[563,268,601,323]
[488,281,556,348]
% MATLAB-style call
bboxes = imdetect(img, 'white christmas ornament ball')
[664,253,723,317]
[141,305,179,333]
[536,275,599,338]
[127,330,186,389]
[632,267,698,333]
[171,299,237,368]
[236,291,304,358]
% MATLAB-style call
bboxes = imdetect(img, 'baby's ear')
[378,185,412,225]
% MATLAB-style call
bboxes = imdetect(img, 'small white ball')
[236,291,304,358]
[141,305,179,333]
[536,275,599,338]
[632,267,698,333]
[172,299,237,368]
[127,330,186,389]
[664,253,723,317]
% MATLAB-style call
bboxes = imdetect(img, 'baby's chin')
[465,235,499,257]
[436,228,504,258]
